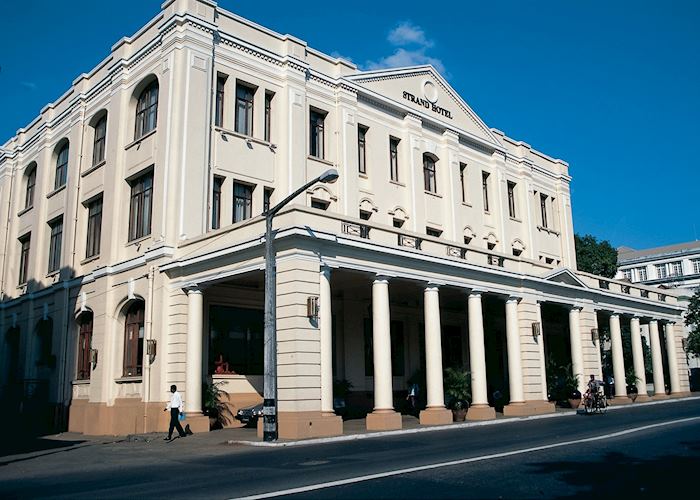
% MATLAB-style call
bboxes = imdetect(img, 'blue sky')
[1,0,698,250]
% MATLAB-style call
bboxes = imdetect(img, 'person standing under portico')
[164,384,187,441]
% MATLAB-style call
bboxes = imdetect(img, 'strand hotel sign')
[402,80,453,120]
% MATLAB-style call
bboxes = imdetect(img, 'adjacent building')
[0,0,691,438]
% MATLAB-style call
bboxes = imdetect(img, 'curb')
[227,395,700,448]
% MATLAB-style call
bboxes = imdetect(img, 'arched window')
[423,153,437,193]
[25,165,36,209]
[135,81,159,140]
[123,302,145,377]
[77,312,94,380]
[55,143,69,190]
[92,115,107,165]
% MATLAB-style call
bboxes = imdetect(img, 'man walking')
[164,384,187,441]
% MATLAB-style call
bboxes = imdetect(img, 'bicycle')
[583,389,607,414]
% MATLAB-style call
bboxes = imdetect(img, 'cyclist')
[585,374,604,407]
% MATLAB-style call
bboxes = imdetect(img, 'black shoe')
[164,436,172,441]
[185,424,193,435]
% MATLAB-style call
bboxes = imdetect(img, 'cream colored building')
[0,0,691,438]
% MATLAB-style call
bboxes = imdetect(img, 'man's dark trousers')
[169,408,186,439]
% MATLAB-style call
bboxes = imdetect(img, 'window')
[48,217,63,273]
[25,166,36,209]
[18,234,30,285]
[310,109,326,158]
[359,210,371,220]
[215,74,227,127]
[211,176,223,230]
[77,313,93,381]
[540,193,548,228]
[393,218,404,228]
[482,171,490,212]
[655,263,667,279]
[263,187,273,213]
[85,196,103,258]
[670,261,683,277]
[264,91,274,142]
[233,182,253,223]
[423,154,437,193]
[55,144,69,190]
[311,199,329,210]
[623,269,632,281]
[459,163,467,203]
[123,302,145,377]
[390,137,400,182]
[637,267,648,281]
[135,81,158,139]
[128,171,153,241]
[357,125,368,174]
[426,227,442,238]
[507,181,517,218]
[693,259,700,274]
[92,115,107,166]
[235,82,255,136]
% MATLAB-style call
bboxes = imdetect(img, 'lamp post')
[263,168,339,441]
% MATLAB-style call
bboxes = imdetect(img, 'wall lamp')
[307,296,320,319]
[591,328,600,342]
[90,349,98,369]
[146,339,157,364]
[531,322,541,338]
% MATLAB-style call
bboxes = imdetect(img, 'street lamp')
[263,168,339,441]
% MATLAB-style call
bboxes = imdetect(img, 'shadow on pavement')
[1,434,86,462]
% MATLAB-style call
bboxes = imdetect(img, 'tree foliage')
[685,289,700,357]
[574,233,618,278]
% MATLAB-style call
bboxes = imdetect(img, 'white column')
[568,307,586,394]
[593,311,603,380]
[609,314,627,398]
[536,301,548,401]
[468,291,488,407]
[630,317,647,395]
[649,320,666,396]
[505,297,525,404]
[320,267,333,414]
[424,285,445,409]
[185,287,203,413]
[665,323,681,394]
[372,276,393,411]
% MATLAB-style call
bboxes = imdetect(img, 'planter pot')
[452,408,467,422]
[628,386,638,402]
[568,398,581,409]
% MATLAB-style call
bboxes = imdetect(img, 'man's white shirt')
[167,391,184,411]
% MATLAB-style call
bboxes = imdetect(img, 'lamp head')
[319,168,339,184]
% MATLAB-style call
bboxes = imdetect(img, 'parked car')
[235,403,264,426]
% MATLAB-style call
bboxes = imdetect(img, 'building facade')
[0,0,691,438]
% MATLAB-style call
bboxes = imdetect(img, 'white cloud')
[365,21,445,74]
[387,21,433,48]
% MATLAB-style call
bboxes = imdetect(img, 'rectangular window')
[423,155,437,193]
[426,227,442,238]
[235,82,255,136]
[264,187,273,213]
[85,196,103,258]
[77,315,93,381]
[215,74,227,127]
[310,109,326,158]
[390,137,400,182]
[92,116,107,166]
[670,261,683,277]
[212,176,224,230]
[482,172,490,212]
[637,267,648,281]
[693,259,700,274]
[233,182,253,223]
[48,217,63,273]
[459,163,467,203]
[507,181,517,218]
[311,199,329,211]
[540,193,548,228]
[128,171,153,241]
[25,168,36,209]
[623,269,632,281]
[655,263,667,279]
[357,125,368,174]
[264,91,273,142]
[359,210,371,220]
[18,234,30,285]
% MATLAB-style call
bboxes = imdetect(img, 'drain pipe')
[143,265,155,432]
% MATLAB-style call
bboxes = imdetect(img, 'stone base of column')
[503,400,556,417]
[419,407,453,426]
[607,396,634,406]
[633,394,653,403]
[670,391,693,398]
[256,411,343,440]
[466,404,496,421]
[366,410,402,431]
[184,411,211,434]
[651,393,671,400]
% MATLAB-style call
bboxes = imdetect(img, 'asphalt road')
[1,399,699,499]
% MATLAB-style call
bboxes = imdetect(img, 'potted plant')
[626,370,640,402]
[202,381,230,430]
[443,367,471,421]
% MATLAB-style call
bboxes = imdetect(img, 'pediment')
[347,65,502,147]
[543,268,589,288]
